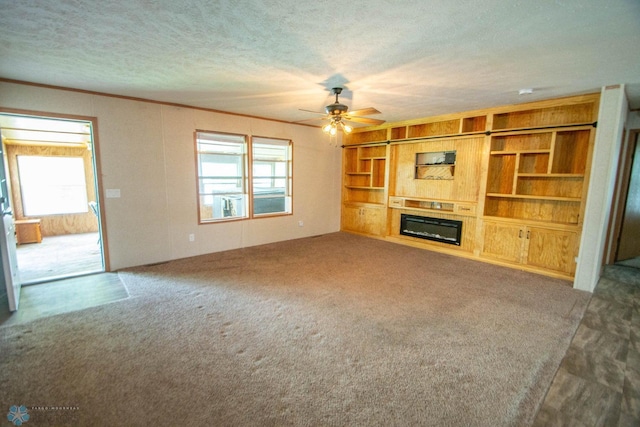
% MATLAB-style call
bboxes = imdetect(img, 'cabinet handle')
[519,229,523,238]
[526,230,530,239]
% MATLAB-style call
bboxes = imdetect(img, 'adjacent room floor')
[533,260,640,426]
[16,232,102,284]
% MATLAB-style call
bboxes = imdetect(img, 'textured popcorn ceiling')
[1,0,639,123]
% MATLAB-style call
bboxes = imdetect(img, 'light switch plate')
[106,189,121,198]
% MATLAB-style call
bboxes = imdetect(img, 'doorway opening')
[605,128,640,271]
[615,131,640,268]
[0,113,105,284]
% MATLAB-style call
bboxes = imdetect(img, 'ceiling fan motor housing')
[326,103,348,116]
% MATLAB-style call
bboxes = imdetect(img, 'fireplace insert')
[400,214,463,246]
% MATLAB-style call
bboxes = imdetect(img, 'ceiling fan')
[299,87,385,135]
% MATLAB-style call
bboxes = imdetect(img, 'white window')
[17,156,88,216]
[196,131,292,223]
[252,137,292,216]
[196,132,248,221]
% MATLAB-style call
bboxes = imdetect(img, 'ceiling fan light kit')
[323,118,353,136]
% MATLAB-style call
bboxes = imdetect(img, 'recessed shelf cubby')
[346,129,388,145]
[461,116,487,133]
[391,127,407,140]
[492,102,595,131]
[484,196,581,225]
[490,131,553,153]
[343,144,387,205]
[408,119,460,138]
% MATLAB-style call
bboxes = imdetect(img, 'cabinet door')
[481,221,524,263]
[341,205,363,233]
[360,206,385,236]
[524,227,577,275]
[341,205,385,236]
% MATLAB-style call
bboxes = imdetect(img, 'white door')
[0,127,21,311]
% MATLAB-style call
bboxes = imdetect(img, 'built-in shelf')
[389,197,476,217]
[486,193,581,202]
[517,173,584,178]
[482,215,580,228]
[345,186,385,190]
[490,149,551,155]
[343,144,387,205]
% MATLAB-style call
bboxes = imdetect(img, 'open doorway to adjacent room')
[0,112,105,284]
[606,129,640,270]
[615,131,640,268]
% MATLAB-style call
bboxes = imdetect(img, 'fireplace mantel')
[389,196,476,217]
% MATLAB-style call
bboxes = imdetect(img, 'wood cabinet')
[341,93,599,281]
[481,221,523,263]
[341,143,388,236]
[342,205,386,236]
[479,100,596,278]
[481,221,578,275]
[526,226,578,275]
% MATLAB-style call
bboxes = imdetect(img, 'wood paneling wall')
[5,143,98,236]
[390,136,485,202]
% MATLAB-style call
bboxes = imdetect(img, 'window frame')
[250,136,293,218]
[195,130,293,224]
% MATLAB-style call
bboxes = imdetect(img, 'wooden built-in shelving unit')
[341,93,599,281]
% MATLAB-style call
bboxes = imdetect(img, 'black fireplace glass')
[400,214,463,246]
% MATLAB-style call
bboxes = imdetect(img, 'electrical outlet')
[189,234,195,242]
[298,221,304,227]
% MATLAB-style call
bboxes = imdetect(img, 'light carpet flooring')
[1,232,591,426]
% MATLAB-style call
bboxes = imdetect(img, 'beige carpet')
[0,232,589,426]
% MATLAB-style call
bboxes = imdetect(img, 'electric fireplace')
[400,214,462,246]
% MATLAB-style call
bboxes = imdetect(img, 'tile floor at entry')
[534,262,640,426]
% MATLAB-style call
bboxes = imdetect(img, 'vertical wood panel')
[391,136,484,202]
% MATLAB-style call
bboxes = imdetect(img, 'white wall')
[0,82,342,270]
[574,85,629,292]
[628,109,640,129]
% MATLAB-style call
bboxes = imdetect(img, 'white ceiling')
[1,0,639,126]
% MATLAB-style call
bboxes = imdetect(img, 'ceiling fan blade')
[343,116,386,125]
[347,107,381,117]
[294,116,329,123]
[298,108,326,115]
